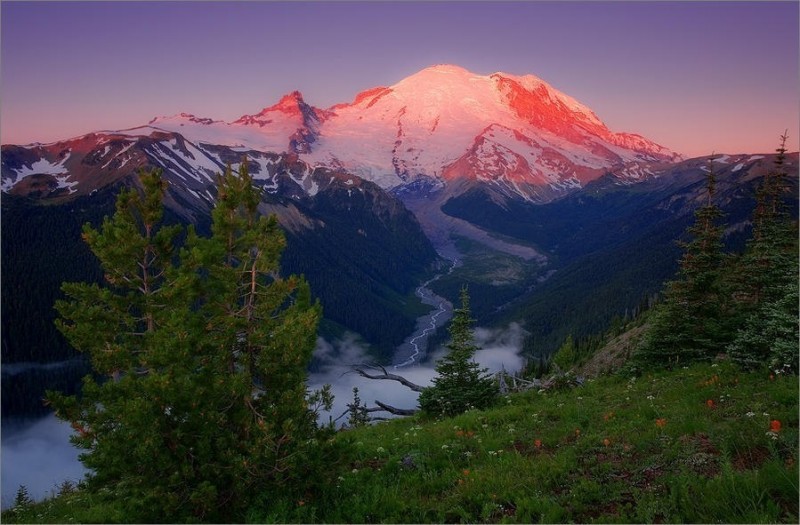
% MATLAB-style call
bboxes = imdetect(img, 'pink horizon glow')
[2,2,798,157]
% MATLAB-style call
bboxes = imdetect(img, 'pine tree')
[730,134,796,306]
[418,287,498,417]
[635,158,731,367]
[47,166,331,522]
[347,387,370,427]
[728,134,799,371]
[13,485,33,509]
[551,334,577,372]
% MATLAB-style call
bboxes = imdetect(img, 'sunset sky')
[2,1,798,156]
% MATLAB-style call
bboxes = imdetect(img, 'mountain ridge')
[2,64,682,204]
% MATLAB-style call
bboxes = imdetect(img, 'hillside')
[5,361,797,523]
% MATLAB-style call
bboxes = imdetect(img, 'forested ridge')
[1,167,438,417]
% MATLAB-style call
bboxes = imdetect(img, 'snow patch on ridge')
[2,153,73,192]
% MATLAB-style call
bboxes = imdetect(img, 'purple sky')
[2,1,798,156]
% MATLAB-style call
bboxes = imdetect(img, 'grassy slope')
[6,361,797,523]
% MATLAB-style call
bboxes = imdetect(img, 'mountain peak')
[275,90,306,110]
[233,90,329,132]
[419,63,472,75]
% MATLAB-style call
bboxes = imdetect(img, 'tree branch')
[373,400,418,416]
[352,364,425,392]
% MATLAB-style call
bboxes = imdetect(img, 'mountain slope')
[438,152,799,355]
[1,129,439,365]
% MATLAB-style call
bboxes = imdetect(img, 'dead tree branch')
[374,400,418,416]
[352,364,425,392]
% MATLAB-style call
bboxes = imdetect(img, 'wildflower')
[603,412,614,421]
[706,399,715,408]
[441,444,449,450]
[769,373,775,381]
[711,363,719,368]
[770,420,782,433]
[462,469,470,476]
[646,395,655,401]
[575,428,581,437]
[466,431,475,438]
[298,500,306,507]
[352,469,359,474]
[463,451,472,458]
[376,446,385,454]
[655,418,667,428]
[534,439,543,448]
[455,430,464,437]
[745,412,755,417]
[603,438,611,447]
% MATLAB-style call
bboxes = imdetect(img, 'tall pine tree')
[48,166,331,522]
[418,287,498,417]
[635,157,730,367]
[728,134,799,372]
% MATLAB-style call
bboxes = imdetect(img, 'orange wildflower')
[455,430,464,437]
[466,431,475,438]
[706,399,715,408]
[770,420,782,433]
[462,469,471,476]
[298,500,305,507]
[769,373,775,381]
[534,439,543,448]
[575,428,581,436]
[603,438,611,447]
[655,418,667,428]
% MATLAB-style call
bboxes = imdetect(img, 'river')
[392,254,459,369]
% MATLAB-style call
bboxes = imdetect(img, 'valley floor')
[5,361,797,523]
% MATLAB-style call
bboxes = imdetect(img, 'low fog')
[1,415,87,509]
[308,323,528,425]
[1,323,527,507]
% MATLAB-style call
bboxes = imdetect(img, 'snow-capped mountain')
[1,64,680,204]
[304,65,679,199]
